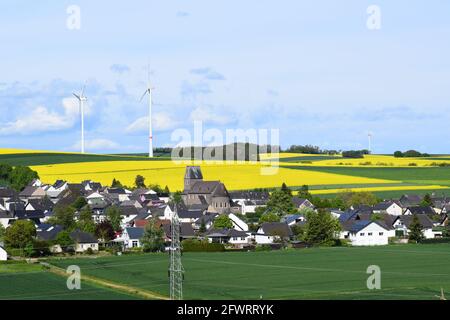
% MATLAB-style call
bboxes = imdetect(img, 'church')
[182,166,232,214]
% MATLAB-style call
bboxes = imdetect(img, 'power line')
[169,205,184,300]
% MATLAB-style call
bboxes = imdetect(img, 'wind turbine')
[73,84,87,154]
[140,68,154,158]
[368,132,373,154]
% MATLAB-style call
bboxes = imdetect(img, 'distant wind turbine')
[140,67,154,158]
[368,132,373,154]
[73,83,87,154]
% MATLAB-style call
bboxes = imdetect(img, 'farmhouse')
[205,228,251,247]
[254,222,293,244]
[340,220,393,246]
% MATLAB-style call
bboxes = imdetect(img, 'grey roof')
[162,222,195,238]
[125,227,145,240]
[178,209,203,219]
[19,186,44,197]
[399,194,423,206]
[0,210,13,219]
[395,215,434,229]
[292,197,313,208]
[189,181,229,198]
[70,230,98,243]
[194,212,218,225]
[185,166,203,179]
[229,191,269,201]
[406,206,435,215]
[374,201,398,210]
[206,228,248,238]
[0,188,18,198]
[342,220,391,233]
[37,225,64,241]
[14,210,45,220]
[259,222,293,237]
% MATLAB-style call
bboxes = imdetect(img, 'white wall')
[348,223,390,246]
[0,247,7,261]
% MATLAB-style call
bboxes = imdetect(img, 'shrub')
[408,163,418,166]
[255,244,272,251]
[419,238,450,244]
[182,239,225,252]
[86,247,94,255]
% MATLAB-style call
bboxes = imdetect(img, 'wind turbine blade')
[81,81,87,96]
[73,93,80,100]
[140,90,148,102]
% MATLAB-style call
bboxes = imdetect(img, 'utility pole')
[169,205,184,300]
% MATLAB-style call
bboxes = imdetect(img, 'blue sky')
[1,0,450,153]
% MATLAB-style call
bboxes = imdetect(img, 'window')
[360,233,365,236]
[379,232,384,236]
[241,237,245,241]
[132,241,138,248]
[368,232,373,236]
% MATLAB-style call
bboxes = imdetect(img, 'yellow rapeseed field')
[31,160,396,191]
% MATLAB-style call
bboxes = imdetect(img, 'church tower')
[184,166,203,192]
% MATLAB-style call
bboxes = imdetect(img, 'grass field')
[49,244,450,300]
[0,262,138,300]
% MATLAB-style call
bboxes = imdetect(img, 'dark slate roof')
[178,209,203,219]
[395,215,434,229]
[70,230,98,243]
[107,188,127,194]
[14,210,45,220]
[342,220,391,233]
[189,181,229,197]
[406,206,436,215]
[125,227,145,240]
[0,188,18,198]
[206,228,248,238]
[374,201,397,210]
[120,206,144,216]
[27,198,54,211]
[399,194,422,206]
[194,212,218,225]
[0,210,13,219]
[162,222,196,238]
[228,191,270,201]
[53,180,66,189]
[292,197,313,208]
[339,212,358,222]
[185,166,203,179]
[37,225,64,241]
[19,186,43,197]
[259,222,293,237]
[281,214,302,224]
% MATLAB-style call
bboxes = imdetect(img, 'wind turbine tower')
[140,69,154,158]
[73,85,87,154]
[368,132,373,154]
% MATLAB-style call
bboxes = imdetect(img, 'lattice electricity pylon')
[169,205,184,300]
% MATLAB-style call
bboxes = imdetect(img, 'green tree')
[111,178,123,188]
[266,190,295,216]
[135,175,146,188]
[420,193,433,207]
[164,185,170,193]
[0,223,5,242]
[4,220,36,249]
[51,205,76,230]
[199,220,207,233]
[170,191,183,205]
[77,205,96,233]
[280,182,292,196]
[141,219,165,252]
[0,163,12,183]
[106,206,122,232]
[9,166,39,191]
[259,212,280,223]
[213,214,233,229]
[72,196,88,211]
[394,151,404,158]
[95,221,116,243]
[302,209,341,246]
[337,191,378,209]
[298,185,312,200]
[408,215,424,243]
[54,231,74,251]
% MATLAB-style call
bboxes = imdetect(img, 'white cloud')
[189,106,233,125]
[0,97,92,136]
[125,113,179,134]
[72,139,119,151]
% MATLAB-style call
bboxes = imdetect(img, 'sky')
[1,0,450,154]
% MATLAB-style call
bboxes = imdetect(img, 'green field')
[0,263,138,300]
[0,153,169,166]
[48,245,450,300]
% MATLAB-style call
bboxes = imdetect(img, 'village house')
[373,200,403,216]
[205,228,252,248]
[340,220,394,246]
[253,222,293,244]
[70,230,99,253]
[393,215,442,239]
